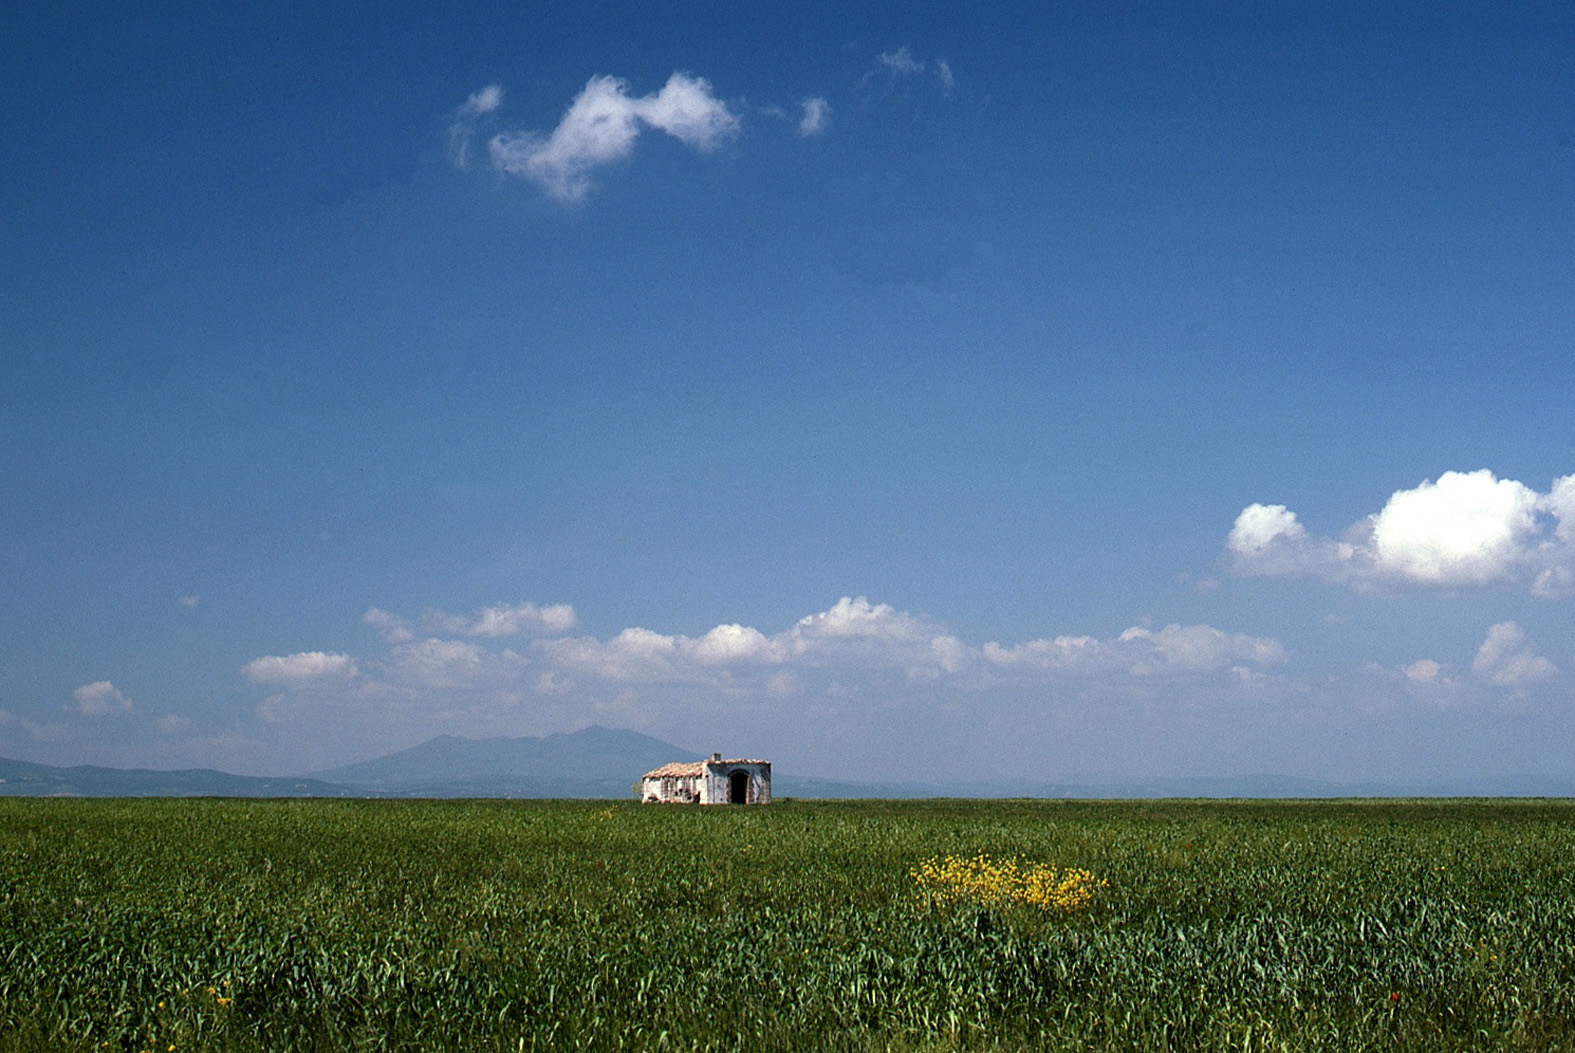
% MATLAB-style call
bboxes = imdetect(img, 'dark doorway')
[729,770,749,804]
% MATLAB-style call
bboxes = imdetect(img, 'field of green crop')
[3,797,1575,1051]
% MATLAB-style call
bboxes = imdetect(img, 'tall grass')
[2,798,1574,1050]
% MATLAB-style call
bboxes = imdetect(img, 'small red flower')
[1390,993,1400,1002]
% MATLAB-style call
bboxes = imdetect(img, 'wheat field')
[2,797,1574,1051]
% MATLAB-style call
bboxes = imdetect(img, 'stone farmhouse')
[641,753,771,805]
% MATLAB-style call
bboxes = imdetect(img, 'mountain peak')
[306,725,701,792]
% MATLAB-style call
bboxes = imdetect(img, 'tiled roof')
[643,762,704,778]
[642,759,769,778]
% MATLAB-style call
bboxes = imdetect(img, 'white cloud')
[982,623,1285,678]
[461,601,576,637]
[235,593,1575,780]
[1119,623,1288,673]
[790,596,928,644]
[70,681,133,715]
[1371,472,1542,584]
[248,596,1289,761]
[460,84,503,117]
[179,595,200,609]
[363,607,415,643]
[365,602,575,642]
[1229,470,1575,592]
[242,652,360,684]
[488,73,738,202]
[693,623,777,664]
[1229,502,1306,553]
[386,638,530,690]
[1363,622,1559,708]
[1472,621,1557,687]
[457,596,1285,689]
[798,97,829,136]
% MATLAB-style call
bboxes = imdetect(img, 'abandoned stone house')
[641,753,771,805]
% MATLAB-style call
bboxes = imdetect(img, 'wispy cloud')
[482,73,739,202]
[798,97,830,136]
[935,59,955,92]
[449,84,504,168]
[364,601,576,643]
[1228,469,1575,594]
[877,47,926,76]
[866,47,955,93]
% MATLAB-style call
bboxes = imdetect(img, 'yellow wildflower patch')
[912,853,1107,912]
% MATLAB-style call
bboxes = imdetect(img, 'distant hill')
[4,725,1574,798]
[0,756,353,798]
[304,725,702,797]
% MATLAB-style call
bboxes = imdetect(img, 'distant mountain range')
[305,725,700,798]
[3,726,1575,798]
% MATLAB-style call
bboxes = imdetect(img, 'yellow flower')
[912,853,1106,912]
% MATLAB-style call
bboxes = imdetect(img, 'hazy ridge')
[4,727,1574,798]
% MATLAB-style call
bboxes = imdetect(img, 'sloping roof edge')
[642,759,769,779]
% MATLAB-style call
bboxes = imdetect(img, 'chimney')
[711,752,722,762]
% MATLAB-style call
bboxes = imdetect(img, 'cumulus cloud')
[1366,620,1559,708]
[486,73,739,202]
[798,97,830,136]
[1472,621,1557,687]
[1228,470,1575,593]
[233,594,1310,768]
[70,681,133,715]
[242,652,360,684]
[228,597,1567,785]
[466,596,1285,691]
[244,596,1288,760]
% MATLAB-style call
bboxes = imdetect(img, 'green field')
[3,798,1575,1051]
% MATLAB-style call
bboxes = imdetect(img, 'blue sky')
[3,0,1573,782]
